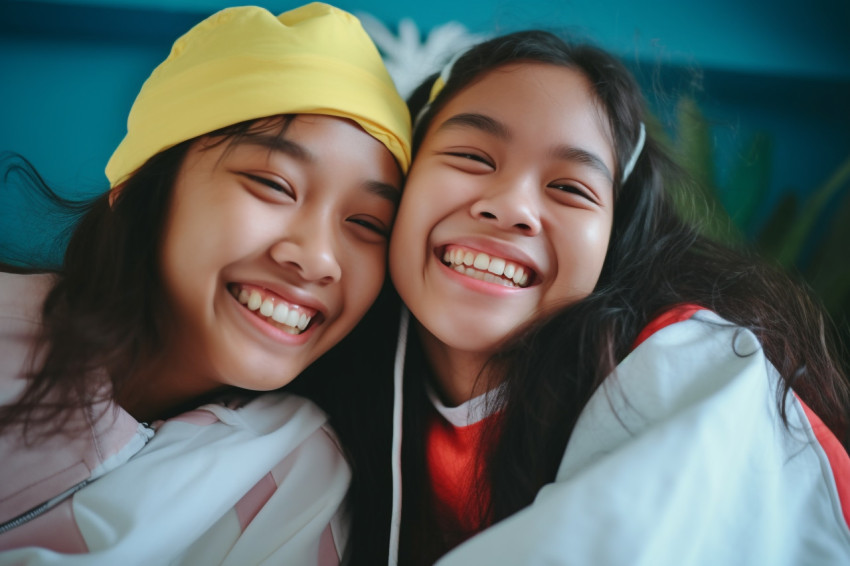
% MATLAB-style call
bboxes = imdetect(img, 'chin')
[226,359,301,392]
[235,376,295,392]
[433,325,515,354]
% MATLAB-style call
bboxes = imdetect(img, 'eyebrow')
[236,134,314,163]
[364,180,401,206]
[551,145,613,182]
[436,112,510,139]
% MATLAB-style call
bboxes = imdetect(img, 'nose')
[469,175,542,235]
[269,214,342,284]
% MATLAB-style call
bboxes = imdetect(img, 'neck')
[415,322,503,407]
[115,350,227,423]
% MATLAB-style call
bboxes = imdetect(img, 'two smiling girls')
[2,6,849,566]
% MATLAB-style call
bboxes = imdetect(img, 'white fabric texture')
[430,311,850,565]
[1,393,349,565]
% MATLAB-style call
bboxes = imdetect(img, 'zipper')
[0,421,155,536]
[0,478,92,535]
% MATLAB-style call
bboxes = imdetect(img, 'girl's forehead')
[455,62,589,101]
[427,62,616,175]
[434,63,607,133]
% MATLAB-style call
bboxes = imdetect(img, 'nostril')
[480,211,497,219]
[516,223,532,232]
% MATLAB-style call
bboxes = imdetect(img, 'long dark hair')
[399,30,850,564]
[0,116,299,435]
[0,144,187,437]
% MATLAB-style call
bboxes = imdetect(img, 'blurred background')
[1,0,849,323]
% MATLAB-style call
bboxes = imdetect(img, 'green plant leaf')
[675,97,716,197]
[756,192,799,262]
[722,132,772,233]
[803,158,850,322]
[672,97,741,245]
[774,155,850,268]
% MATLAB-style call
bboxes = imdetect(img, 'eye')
[548,182,599,205]
[238,172,295,199]
[446,151,490,164]
[443,150,495,173]
[347,216,391,242]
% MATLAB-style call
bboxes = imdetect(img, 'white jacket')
[389,307,850,565]
[0,272,350,565]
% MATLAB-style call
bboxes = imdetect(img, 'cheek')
[159,201,261,308]
[577,219,612,267]
[161,213,235,276]
[389,212,428,300]
[158,208,199,292]
[549,215,612,295]
[389,194,428,270]
[390,168,457,255]
[342,246,388,313]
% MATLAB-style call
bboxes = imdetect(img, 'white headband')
[621,122,646,183]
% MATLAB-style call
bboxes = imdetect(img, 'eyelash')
[548,183,597,203]
[445,152,494,168]
[240,173,294,198]
[348,217,389,238]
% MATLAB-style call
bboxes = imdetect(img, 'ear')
[108,184,124,208]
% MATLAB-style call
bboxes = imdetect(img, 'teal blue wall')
[2,0,849,264]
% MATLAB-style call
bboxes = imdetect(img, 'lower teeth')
[452,264,517,287]
[268,317,303,334]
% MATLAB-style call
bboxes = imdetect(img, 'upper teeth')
[235,287,311,332]
[442,246,530,287]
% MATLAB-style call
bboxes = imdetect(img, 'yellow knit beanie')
[105,2,411,187]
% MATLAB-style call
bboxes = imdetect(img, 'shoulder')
[631,303,753,352]
[558,303,771,481]
[165,390,331,438]
[631,303,711,349]
[562,304,850,538]
[624,304,763,393]
[625,304,764,391]
[531,309,850,563]
[146,392,341,474]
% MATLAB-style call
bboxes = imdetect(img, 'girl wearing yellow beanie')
[0,4,410,564]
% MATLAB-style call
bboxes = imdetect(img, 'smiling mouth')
[441,245,534,288]
[228,284,318,335]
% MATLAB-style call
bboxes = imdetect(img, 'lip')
[225,281,328,345]
[433,236,542,284]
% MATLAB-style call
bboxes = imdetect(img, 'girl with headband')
[381,30,850,565]
[0,3,410,564]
